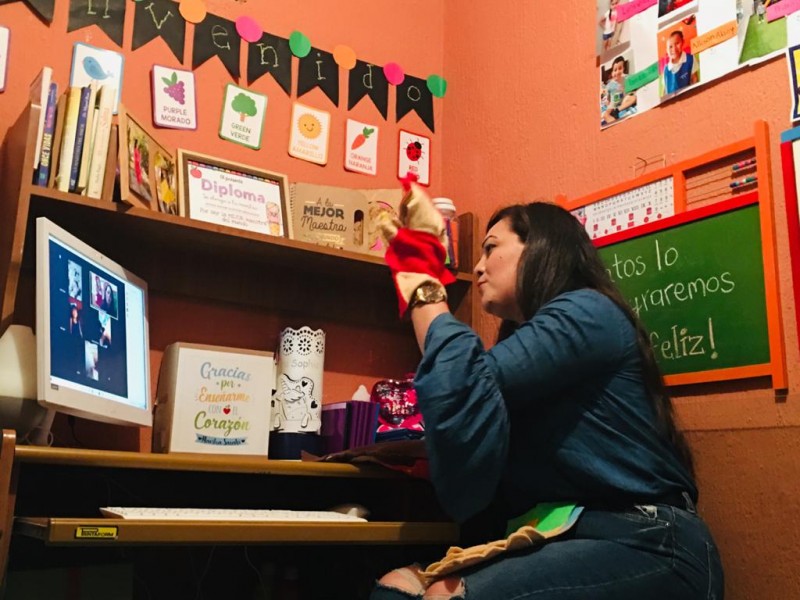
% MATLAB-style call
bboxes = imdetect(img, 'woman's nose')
[474,256,485,277]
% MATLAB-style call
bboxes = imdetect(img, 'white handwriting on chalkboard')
[650,317,719,361]
[632,272,735,315]
[605,235,736,315]
[607,240,679,282]
[607,253,646,280]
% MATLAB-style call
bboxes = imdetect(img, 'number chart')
[571,178,674,241]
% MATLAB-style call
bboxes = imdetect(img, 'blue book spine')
[35,82,59,187]
[68,86,92,193]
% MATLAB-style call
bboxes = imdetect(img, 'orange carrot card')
[344,119,379,176]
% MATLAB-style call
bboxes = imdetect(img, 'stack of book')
[320,400,380,455]
[30,67,117,199]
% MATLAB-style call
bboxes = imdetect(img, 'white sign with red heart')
[153,343,275,456]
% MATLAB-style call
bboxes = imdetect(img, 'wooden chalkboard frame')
[595,192,782,387]
[558,121,786,389]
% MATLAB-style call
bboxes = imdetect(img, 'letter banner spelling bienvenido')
[192,12,240,79]
[349,60,389,119]
[247,32,292,95]
[68,0,126,47]
[132,0,185,62]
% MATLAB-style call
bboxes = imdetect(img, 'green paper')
[625,62,659,94]
[427,75,447,98]
[289,31,311,58]
[505,502,577,537]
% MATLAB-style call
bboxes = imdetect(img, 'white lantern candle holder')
[271,327,325,434]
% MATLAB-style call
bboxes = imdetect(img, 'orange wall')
[4,0,800,595]
[0,0,445,403]
[0,0,444,190]
[441,3,800,597]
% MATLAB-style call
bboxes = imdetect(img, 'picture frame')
[176,149,292,238]
[117,104,177,213]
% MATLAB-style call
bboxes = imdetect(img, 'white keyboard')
[99,507,367,523]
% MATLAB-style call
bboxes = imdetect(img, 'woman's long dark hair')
[489,202,694,475]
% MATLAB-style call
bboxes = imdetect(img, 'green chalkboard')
[596,199,769,378]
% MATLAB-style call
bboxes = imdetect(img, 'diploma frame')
[176,149,292,238]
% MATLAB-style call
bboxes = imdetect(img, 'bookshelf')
[0,102,474,593]
[0,102,477,449]
[0,433,460,594]
[1,103,477,335]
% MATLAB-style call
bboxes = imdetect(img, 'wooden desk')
[0,431,458,595]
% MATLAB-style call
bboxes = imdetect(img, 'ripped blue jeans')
[370,504,723,599]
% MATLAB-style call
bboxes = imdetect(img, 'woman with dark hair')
[371,184,723,599]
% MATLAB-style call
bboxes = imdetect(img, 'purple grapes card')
[152,65,197,130]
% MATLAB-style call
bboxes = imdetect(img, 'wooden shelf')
[21,183,475,285]
[14,445,406,479]
[1,103,476,329]
[0,103,469,588]
[16,517,459,546]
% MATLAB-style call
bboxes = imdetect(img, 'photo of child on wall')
[658,0,697,19]
[658,17,700,97]
[600,50,638,128]
[596,0,630,56]
[738,0,788,64]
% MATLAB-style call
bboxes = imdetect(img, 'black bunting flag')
[396,74,434,133]
[193,12,240,79]
[0,0,55,23]
[348,60,388,119]
[297,48,339,106]
[132,0,184,62]
[68,0,126,47]
[246,32,291,95]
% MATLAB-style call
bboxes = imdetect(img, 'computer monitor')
[36,217,152,427]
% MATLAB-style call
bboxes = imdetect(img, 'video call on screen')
[49,239,129,398]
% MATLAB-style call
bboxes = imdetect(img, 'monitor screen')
[36,217,152,427]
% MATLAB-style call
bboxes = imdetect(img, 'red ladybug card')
[152,65,197,130]
[345,119,379,176]
[397,130,430,186]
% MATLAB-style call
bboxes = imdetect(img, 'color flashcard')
[152,65,197,130]
[219,83,267,150]
[69,43,124,114]
[344,119,379,176]
[397,130,430,186]
[288,102,331,165]
[0,27,9,93]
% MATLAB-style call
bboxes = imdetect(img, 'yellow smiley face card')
[288,102,331,165]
